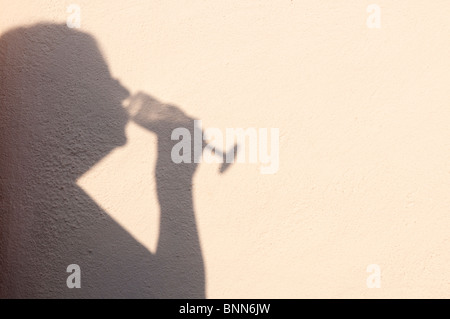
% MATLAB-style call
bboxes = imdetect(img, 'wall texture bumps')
[0,1,449,298]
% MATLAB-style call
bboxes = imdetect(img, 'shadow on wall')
[0,23,208,298]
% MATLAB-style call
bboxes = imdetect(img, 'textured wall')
[1,0,449,298]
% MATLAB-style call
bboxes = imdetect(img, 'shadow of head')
[0,23,130,179]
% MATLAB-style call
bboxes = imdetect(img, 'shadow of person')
[0,23,205,298]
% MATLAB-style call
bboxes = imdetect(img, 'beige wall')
[0,0,449,298]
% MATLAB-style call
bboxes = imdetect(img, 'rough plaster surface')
[1,0,449,298]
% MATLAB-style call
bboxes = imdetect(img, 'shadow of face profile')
[0,23,129,180]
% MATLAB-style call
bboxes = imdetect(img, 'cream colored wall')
[1,0,449,298]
